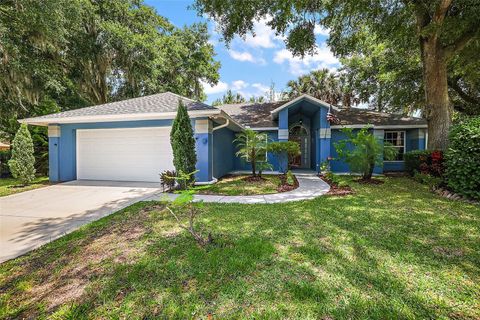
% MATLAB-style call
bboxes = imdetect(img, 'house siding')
[233,131,280,172]
[212,127,235,178]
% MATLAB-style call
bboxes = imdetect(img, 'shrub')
[444,117,480,200]
[0,150,11,177]
[160,170,176,191]
[170,100,197,184]
[334,127,397,180]
[267,141,300,173]
[404,150,444,177]
[8,124,36,185]
[413,172,443,190]
[286,170,295,185]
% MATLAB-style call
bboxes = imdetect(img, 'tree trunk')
[364,162,374,180]
[421,37,452,150]
[251,150,256,176]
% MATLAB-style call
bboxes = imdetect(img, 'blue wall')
[50,119,230,182]
[331,128,427,174]
[233,131,280,172]
[212,127,235,178]
[330,129,381,174]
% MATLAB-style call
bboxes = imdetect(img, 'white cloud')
[314,25,330,36]
[251,83,270,93]
[242,18,280,48]
[201,80,228,94]
[231,80,249,90]
[273,44,339,76]
[229,50,255,62]
[229,49,266,64]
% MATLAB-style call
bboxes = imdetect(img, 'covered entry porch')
[272,95,333,172]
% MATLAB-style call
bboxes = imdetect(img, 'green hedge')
[404,150,432,176]
[444,117,480,200]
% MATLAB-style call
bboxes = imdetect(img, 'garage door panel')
[77,127,173,182]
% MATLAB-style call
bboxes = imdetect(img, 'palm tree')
[233,129,268,177]
[285,68,357,107]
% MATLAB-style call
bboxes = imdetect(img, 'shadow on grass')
[1,177,478,318]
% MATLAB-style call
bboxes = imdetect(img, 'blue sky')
[145,0,340,104]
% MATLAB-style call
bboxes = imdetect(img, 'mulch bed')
[242,175,266,183]
[277,174,299,192]
[320,175,354,196]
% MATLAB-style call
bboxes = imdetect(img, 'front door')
[289,125,310,169]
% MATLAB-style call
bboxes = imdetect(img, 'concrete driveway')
[0,180,162,263]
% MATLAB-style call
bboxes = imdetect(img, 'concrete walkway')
[147,172,330,204]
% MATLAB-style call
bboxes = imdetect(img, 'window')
[384,131,405,161]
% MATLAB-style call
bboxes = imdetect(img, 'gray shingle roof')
[216,101,285,128]
[26,92,214,121]
[333,108,427,126]
[216,100,427,128]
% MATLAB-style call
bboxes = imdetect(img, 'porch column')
[373,129,384,174]
[194,119,213,182]
[278,109,289,141]
[418,129,427,150]
[277,109,289,171]
[318,108,331,172]
[48,125,61,182]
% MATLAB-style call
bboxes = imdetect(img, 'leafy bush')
[267,141,300,173]
[170,101,197,184]
[0,150,11,177]
[413,172,443,190]
[286,170,295,185]
[334,127,397,180]
[444,117,480,200]
[176,170,198,190]
[160,170,176,191]
[8,124,36,185]
[257,161,273,178]
[404,150,444,177]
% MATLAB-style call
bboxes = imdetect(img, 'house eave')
[19,109,222,126]
[330,124,428,129]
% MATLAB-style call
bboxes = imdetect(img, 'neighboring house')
[20,92,427,183]
[0,142,10,151]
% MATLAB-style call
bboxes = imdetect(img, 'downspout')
[212,118,230,132]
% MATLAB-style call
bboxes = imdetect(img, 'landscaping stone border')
[433,187,479,205]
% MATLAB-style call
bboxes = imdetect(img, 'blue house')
[21,92,427,183]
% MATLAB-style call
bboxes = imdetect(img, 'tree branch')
[433,0,452,23]
[444,26,480,59]
[448,78,480,105]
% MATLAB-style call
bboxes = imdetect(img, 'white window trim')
[384,130,406,162]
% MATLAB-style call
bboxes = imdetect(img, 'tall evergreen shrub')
[8,124,36,185]
[170,100,197,182]
[444,117,480,200]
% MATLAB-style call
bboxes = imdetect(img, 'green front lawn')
[192,174,284,195]
[1,177,479,319]
[0,177,50,197]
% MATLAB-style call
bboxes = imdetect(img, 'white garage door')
[76,127,174,182]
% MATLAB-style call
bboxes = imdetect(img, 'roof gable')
[270,94,336,117]
[20,92,218,125]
